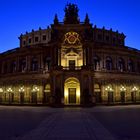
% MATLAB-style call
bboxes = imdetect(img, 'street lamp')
[7,87,13,92]
[105,85,114,103]
[105,86,113,91]
[132,86,138,102]
[120,86,126,103]
[132,86,138,91]
[19,87,25,92]
[120,86,126,91]
[7,87,13,103]
[32,86,39,92]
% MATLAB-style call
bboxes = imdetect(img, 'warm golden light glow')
[19,86,25,92]
[32,86,39,92]
[105,86,113,91]
[45,84,51,92]
[76,86,80,104]
[7,87,13,92]
[61,32,83,69]
[0,88,3,92]
[132,86,138,91]
[64,32,80,45]
[120,86,126,91]
[64,77,80,105]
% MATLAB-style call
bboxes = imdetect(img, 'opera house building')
[0,4,140,106]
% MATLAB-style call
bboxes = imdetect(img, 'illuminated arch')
[64,77,80,105]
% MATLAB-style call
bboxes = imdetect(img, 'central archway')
[64,77,80,105]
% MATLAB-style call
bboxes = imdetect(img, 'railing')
[0,68,50,77]
[63,66,81,70]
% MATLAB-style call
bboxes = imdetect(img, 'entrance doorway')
[64,77,80,105]
[31,92,37,103]
[131,92,136,102]
[95,92,102,103]
[120,91,125,103]
[9,93,14,103]
[69,60,75,70]
[20,92,24,104]
[108,92,113,103]
[69,88,76,104]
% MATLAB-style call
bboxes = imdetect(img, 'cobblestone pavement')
[10,107,117,140]
[0,106,140,140]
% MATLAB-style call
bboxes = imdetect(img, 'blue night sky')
[0,0,140,53]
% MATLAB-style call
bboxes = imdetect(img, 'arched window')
[44,57,51,71]
[128,59,134,72]
[45,84,51,92]
[137,62,140,73]
[19,58,26,72]
[106,57,113,70]
[94,84,101,103]
[118,58,125,72]
[3,63,7,74]
[31,57,38,71]
[10,61,16,73]
[93,56,100,70]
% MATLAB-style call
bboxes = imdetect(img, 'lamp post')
[19,87,25,104]
[7,88,13,104]
[132,86,138,102]
[120,86,126,103]
[105,86,113,103]
[32,86,39,104]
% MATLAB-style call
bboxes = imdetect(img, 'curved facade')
[0,4,140,106]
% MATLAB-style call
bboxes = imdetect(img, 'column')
[58,48,61,66]
[26,84,30,103]
[27,56,31,71]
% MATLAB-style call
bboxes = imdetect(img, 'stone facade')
[0,4,140,106]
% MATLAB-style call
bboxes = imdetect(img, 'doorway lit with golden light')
[64,77,80,105]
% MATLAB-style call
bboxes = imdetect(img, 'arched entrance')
[94,84,102,103]
[44,84,51,103]
[64,77,80,105]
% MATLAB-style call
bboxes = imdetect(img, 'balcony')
[63,66,81,70]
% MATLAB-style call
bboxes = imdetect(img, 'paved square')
[0,105,140,140]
